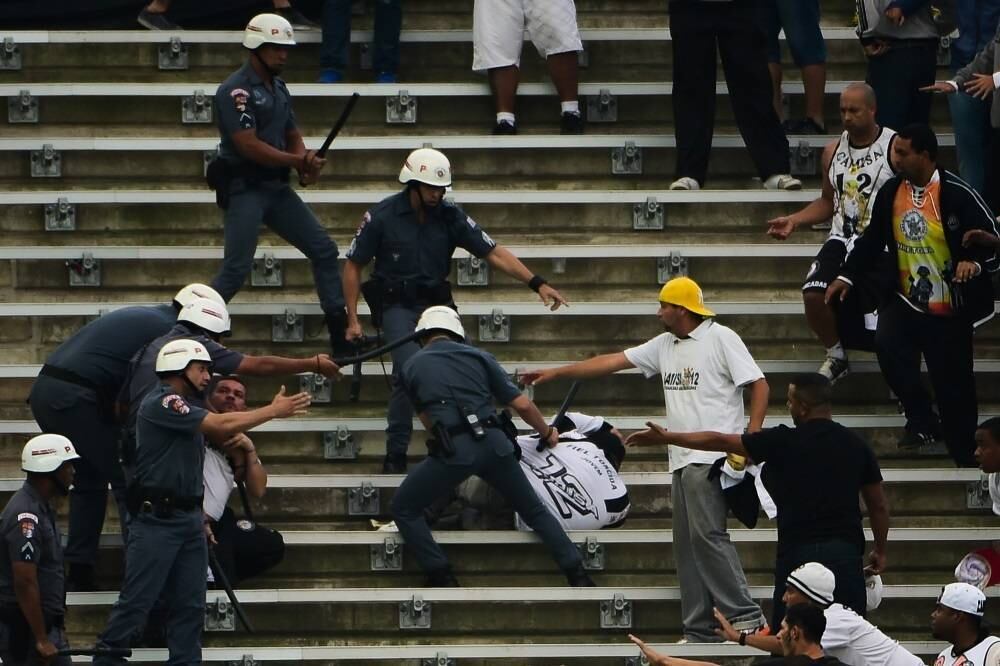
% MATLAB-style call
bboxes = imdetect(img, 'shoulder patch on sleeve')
[465,215,478,229]
[162,394,191,415]
[356,211,372,236]
[19,517,37,539]
[481,230,496,247]
[16,512,38,523]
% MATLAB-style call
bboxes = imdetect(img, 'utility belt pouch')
[429,422,456,458]
[496,409,519,445]
[360,278,385,328]
[205,157,231,210]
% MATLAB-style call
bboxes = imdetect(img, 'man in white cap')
[714,562,922,665]
[931,582,1000,665]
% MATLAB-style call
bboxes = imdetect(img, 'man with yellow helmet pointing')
[522,276,770,643]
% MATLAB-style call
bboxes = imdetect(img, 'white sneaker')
[818,355,850,384]
[669,176,701,191]
[763,174,802,191]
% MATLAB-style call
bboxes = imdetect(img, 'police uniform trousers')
[209,507,285,586]
[390,431,583,574]
[672,463,764,642]
[382,305,423,459]
[28,377,128,570]
[210,181,345,317]
[0,618,70,666]
[94,510,206,666]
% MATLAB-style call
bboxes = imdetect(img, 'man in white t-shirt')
[931,583,1000,665]
[716,562,922,665]
[203,375,284,586]
[953,417,1000,591]
[523,277,769,642]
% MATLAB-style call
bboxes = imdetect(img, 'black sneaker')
[492,120,517,135]
[137,9,181,30]
[425,567,460,587]
[559,111,584,135]
[564,564,597,587]
[818,355,849,385]
[274,6,320,29]
[898,428,935,450]
[381,454,407,474]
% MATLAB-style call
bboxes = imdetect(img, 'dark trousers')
[382,305,422,459]
[320,0,402,74]
[875,297,978,467]
[94,511,206,666]
[210,183,345,316]
[669,2,790,184]
[209,507,285,586]
[865,41,937,131]
[772,539,866,629]
[390,435,583,575]
[28,377,128,568]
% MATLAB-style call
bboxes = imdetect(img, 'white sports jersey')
[513,432,629,531]
[934,635,1000,666]
[821,604,923,666]
[828,126,896,242]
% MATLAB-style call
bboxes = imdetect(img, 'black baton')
[236,479,255,525]
[299,92,360,186]
[536,380,582,452]
[207,546,255,633]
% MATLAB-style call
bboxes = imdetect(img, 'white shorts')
[472,0,583,71]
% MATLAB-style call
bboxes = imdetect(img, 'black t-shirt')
[742,419,883,554]
[758,656,849,666]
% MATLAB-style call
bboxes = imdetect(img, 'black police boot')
[564,564,597,587]
[325,309,354,359]
[66,562,96,592]
[381,453,407,474]
[425,567,460,587]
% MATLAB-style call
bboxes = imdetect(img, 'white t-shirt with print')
[203,447,235,521]
[624,319,764,471]
[934,636,1000,666]
[990,472,1000,516]
[822,603,924,666]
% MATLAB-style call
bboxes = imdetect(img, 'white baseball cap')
[938,582,986,616]
[955,552,992,591]
[787,562,836,606]
[558,412,606,435]
[866,574,884,611]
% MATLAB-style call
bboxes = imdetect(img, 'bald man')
[765,83,897,384]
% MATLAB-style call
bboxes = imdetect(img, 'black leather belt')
[39,364,99,392]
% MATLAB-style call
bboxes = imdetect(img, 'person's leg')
[874,298,938,438]
[488,67,520,115]
[764,0,784,121]
[924,317,978,467]
[718,5,790,180]
[372,0,402,76]
[209,508,238,586]
[802,240,851,379]
[390,456,473,574]
[672,467,717,642]
[866,48,911,131]
[680,464,764,635]
[381,305,422,467]
[232,520,286,584]
[905,43,937,127]
[479,452,583,572]
[779,0,826,129]
[474,0,524,120]
[948,91,990,195]
[545,52,578,104]
[209,188,267,304]
[319,0,352,74]
[771,546,800,631]
[813,540,866,617]
[669,3,719,185]
[161,513,207,666]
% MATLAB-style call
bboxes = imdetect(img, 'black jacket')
[838,168,999,327]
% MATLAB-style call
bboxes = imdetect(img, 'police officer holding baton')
[210,13,351,354]
[389,306,593,587]
[344,148,569,472]
[0,434,80,666]
[93,340,312,665]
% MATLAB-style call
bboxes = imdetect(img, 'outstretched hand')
[624,421,671,447]
[271,385,312,417]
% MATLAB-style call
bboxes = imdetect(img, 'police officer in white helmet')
[344,148,570,472]
[94,341,311,665]
[0,435,80,666]
[209,13,353,356]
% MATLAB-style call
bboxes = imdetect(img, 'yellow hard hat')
[658,277,715,317]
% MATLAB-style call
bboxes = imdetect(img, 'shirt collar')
[21,480,48,510]
[392,188,414,216]
[684,319,714,340]
[240,60,264,87]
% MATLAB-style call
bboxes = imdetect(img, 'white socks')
[561,100,580,116]
[496,112,516,125]
[826,342,846,360]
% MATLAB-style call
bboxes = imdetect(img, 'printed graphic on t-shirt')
[892,184,953,315]
[662,367,700,392]
[523,453,598,521]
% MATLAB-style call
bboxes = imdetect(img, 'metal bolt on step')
[348,481,380,515]
[386,90,417,124]
[158,36,189,70]
[8,89,38,123]
[551,257,566,274]
[66,253,100,287]
[30,144,61,178]
[421,654,454,666]
[612,141,642,175]
[457,256,489,286]
[399,594,432,630]
[580,536,605,571]
[600,593,633,629]
[204,597,235,632]
[271,308,303,342]
[299,373,331,403]
[789,140,816,176]
[624,657,650,666]
[251,253,282,287]
[478,308,510,342]
[967,474,992,510]
[586,88,617,123]
[182,89,213,124]
[371,536,403,571]
[0,38,22,71]
[44,198,76,232]
[657,252,688,283]
[323,426,358,460]
[227,656,258,666]
[632,196,663,230]
[577,48,589,68]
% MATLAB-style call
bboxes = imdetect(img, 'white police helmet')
[156,339,213,375]
[242,13,296,50]
[21,434,80,474]
[173,283,224,309]
[398,148,452,187]
[178,297,231,335]
[414,305,464,340]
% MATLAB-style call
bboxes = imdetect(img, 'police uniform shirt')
[935,635,1000,665]
[513,433,629,531]
[124,323,244,431]
[402,340,520,432]
[134,385,209,498]
[216,61,297,165]
[203,447,235,522]
[0,483,64,615]
[624,319,764,471]
[820,603,923,666]
[345,190,497,282]
[44,304,176,391]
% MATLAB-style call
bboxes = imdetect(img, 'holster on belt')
[427,422,456,459]
[363,277,455,326]
[205,157,231,210]
[126,486,202,518]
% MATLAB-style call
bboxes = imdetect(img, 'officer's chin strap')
[251,49,282,78]
[181,372,207,401]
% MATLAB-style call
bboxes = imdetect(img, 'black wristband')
[738,632,747,646]
[528,275,547,292]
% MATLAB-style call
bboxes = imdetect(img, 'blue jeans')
[320,0,402,74]
[947,87,991,197]
[765,0,826,66]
